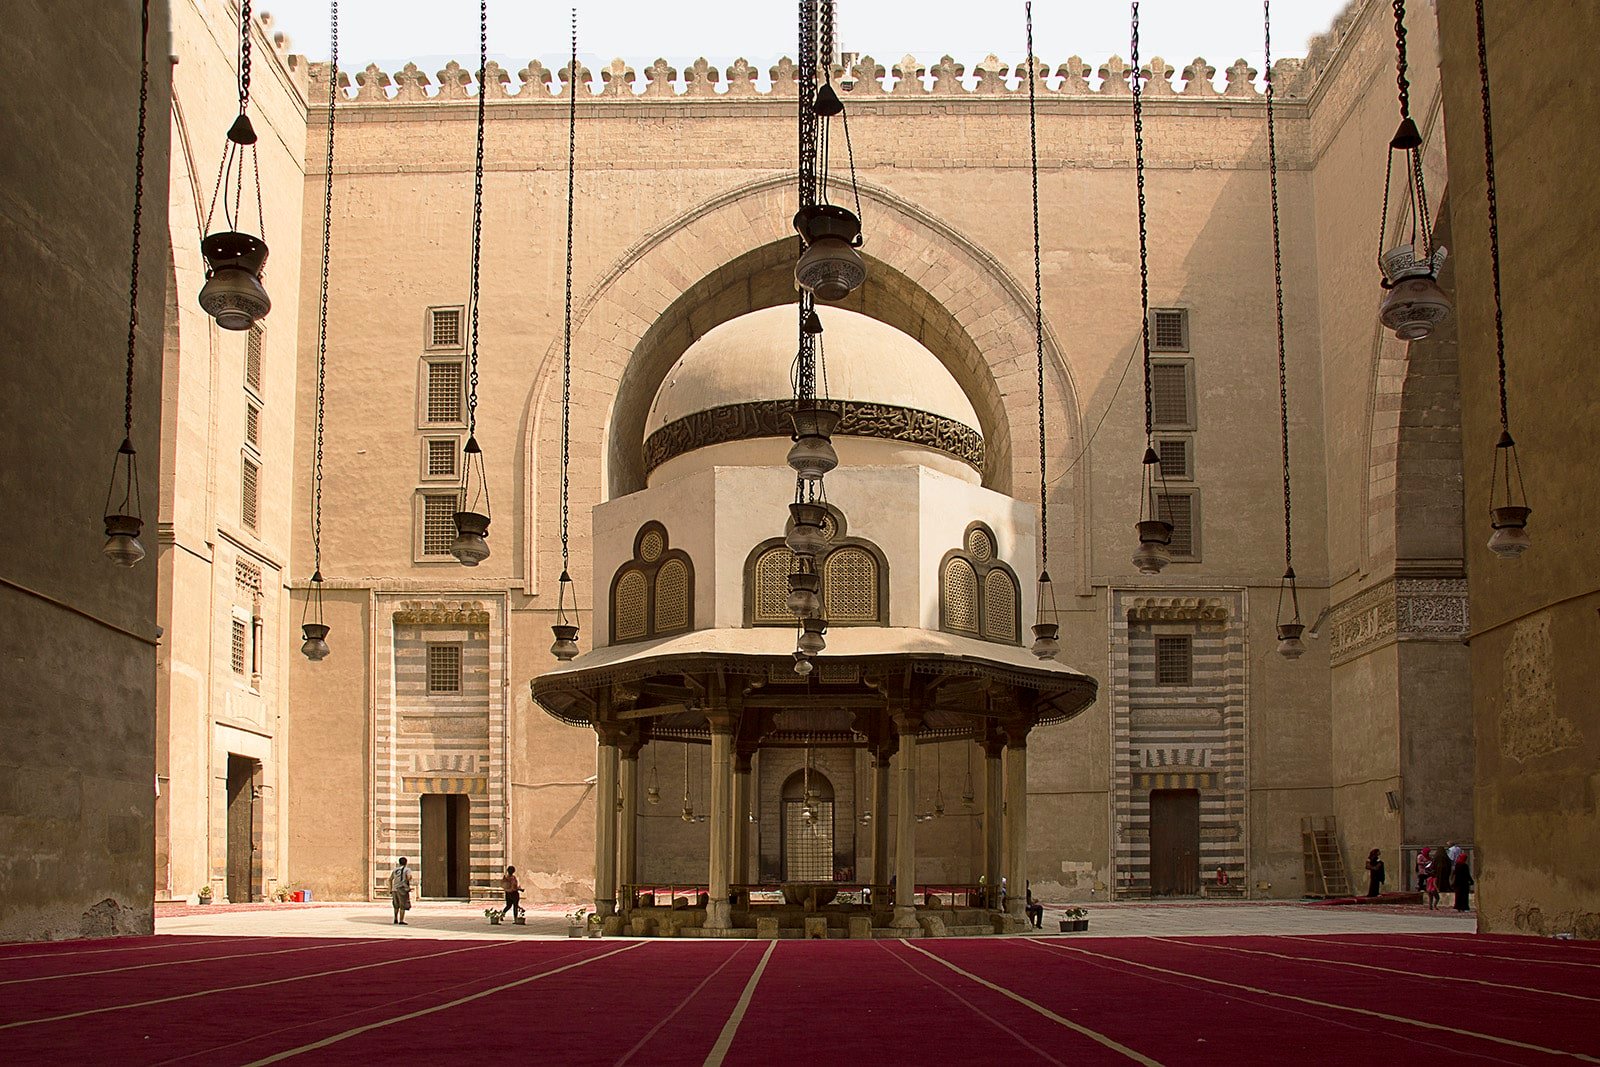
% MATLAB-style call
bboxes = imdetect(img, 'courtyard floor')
[4,904,1595,1065]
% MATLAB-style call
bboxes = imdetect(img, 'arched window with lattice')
[939,522,1022,645]
[608,521,695,644]
[744,507,887,627]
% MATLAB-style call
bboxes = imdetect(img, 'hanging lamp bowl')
[1030,622,1061,660]
[1133,519,1173,575]
[793,205,866,302]
[550,623,580,661]
[300,622,331,661]
[1275,622,1306,660]
[792,650,814,676]
[785,501,830,558]
[102,514,146,568]
[797,616,828,656]
[1378,244,1451,341]
[646,785,661,805]
[1488,505,1532,559]
[451,511,491,566]
[199,232,271,331]
[785,571,822,619]
[788,406,841,480]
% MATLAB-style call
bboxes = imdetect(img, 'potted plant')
[587,911,604,938]
[566,906,588,938]
[485,907,504,925]
[1058,907,1089,933]
[197,885,213,906]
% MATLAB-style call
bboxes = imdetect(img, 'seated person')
[1025,884,1044,929]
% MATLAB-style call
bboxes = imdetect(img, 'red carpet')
[1,932,1596,1065]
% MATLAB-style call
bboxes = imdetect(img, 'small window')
[427,439,458,478]
[1155,635,1192,685]
[426,644,461,693]
[1156,492,1196,557]
[1151,308,1189,352]
[246,402,261,450]
[1151,363,1191,429]
[426,361,464,424]
[429,307,463,349]
[230,618,248,674]
[241,456,259,530]
[421,494,458,557]
[1156,438,1190,480]
[246,325,264,394]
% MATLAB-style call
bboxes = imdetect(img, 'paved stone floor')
[155,899,1475,940]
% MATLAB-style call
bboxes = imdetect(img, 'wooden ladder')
[1301,817,1352,897]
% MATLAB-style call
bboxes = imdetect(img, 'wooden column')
[593,729,621,917]
[707,719,734,930]
[983,733,1004,909]
[1004,722,1031,921]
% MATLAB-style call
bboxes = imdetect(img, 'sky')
[256,0,1353,89]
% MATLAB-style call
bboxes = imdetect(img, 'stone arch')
[522,173,1087,595]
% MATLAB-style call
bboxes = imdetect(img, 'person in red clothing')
[501,865,523,921]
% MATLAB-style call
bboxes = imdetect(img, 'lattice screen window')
[425,361,464,423]
[230,618,248,674]
[429,307,463,349]
[426,644,462,693]
[965,526,995,562]
[981,569,1019,642]
[752,547,796,624]
[613,570,649,641]
[427,439,458,477]
[245,402,261,450]
[1157,493,1196,557]
[241,456,259,530]
[1155,635,1193,685]
[234,560,263,599]
[653,559,691,633]
[822,546,879,623]
[943,558,979,634]
[1157,438,1191,480]
[421,494,458,556]
[1151,308,1189,352]
[245,325,264,394]
[783,800,835,881]
[1151,363,1191,428]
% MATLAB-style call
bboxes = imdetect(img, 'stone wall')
[1436,0,1600,938]
[0,0,171,939]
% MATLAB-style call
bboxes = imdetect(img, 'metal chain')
[465,0,487,438]
[794,0,818,405]
[819,0,834,81]
[123,0,152,443]
[1266,0,1292,572]
[239,0,254,113]
[1131,1,1153,442]
[560,10,577,573]
[1026,3,1047,571]
[1391,0,1410,121]
[1475,0,1509,432]
[311,0,338,576]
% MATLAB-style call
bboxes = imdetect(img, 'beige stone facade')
[6,0,1595,939]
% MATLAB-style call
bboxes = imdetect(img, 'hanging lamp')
[933,743,946,818]
[961,742,975,807]
[199,0,271,330]
[102,0,153,568]
[646,742,661,804]
[1264,2,1304,660]
[1025,4,1061,659]
[793,0,866,302]
[452,0,494,566]
[550,12,585,656]
[1376,0,1450,341]
[300,1,340,662]
[1129,1,1174,576]
[680,742,695,822]
[1474,0,1531,559]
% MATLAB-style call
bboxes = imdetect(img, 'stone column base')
[891,905,920,929]
[595,898,617,918]
[706,899,732,930]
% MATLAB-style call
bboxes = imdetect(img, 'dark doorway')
[225,754,261,903]
[1149,789,1201,897]
[780,770,835,882]
[420,793,471,897]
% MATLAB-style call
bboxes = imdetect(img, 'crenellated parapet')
[301,52,1317,106]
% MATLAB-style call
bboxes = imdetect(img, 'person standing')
[389,856,413,925]
[1365,848,1385,898]
[1452,853,1475,913]
[1433,845,1452,894]
[501,865,523,921]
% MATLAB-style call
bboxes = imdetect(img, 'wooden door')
[1150,789,1201,896]
[448,794,471,897]
[420,794,447,897]
[225,755,256,903]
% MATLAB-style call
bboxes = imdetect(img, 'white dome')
[647,306,981,433]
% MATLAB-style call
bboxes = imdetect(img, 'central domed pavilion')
[533,306,1098,936]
